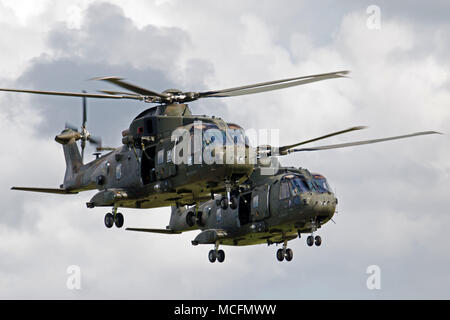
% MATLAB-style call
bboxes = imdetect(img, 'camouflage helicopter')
[126,126,439,263]
[2,70,353,228]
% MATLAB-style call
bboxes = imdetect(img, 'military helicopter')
[126,126,439,262]
[2,70,355,228]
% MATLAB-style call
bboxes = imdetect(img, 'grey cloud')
[15,2,213,146]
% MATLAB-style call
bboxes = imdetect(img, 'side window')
[252,195,259,208]
[279,181,291,200]
[157,149,164,165]
[115,163,122,180]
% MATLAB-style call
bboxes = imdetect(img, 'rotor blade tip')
[90,76,123,81]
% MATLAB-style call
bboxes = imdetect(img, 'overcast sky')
[0,0,449,299]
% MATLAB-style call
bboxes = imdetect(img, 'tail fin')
[55,129,83,187]
[11,129,83,195]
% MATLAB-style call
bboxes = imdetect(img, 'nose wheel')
[104,207,124,228]
[306,235,321,246]
[306,219,321,247]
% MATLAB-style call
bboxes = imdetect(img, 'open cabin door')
[250,185,270,221]
[141,146,156,185]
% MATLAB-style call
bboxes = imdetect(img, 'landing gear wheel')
[217,250,225,263]
[114,212,124,228]
[104,213,114,228]
[276,249,285,262]
[230,196,238,210]
[314,235,322,247]
[220,197,229,210]
[285,248,293,261]
[208,250,217,263]
[307,235,314,247]
[186,211,196,227]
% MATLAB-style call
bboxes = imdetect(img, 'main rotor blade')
[287,131,441,153]
[92,76,167,98]
[200,70,349,98]
[0,88,143,100]
[279,126,367,155]
[98,90,142,96]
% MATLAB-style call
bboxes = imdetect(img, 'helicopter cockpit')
[227,123,250,148]
[279,173,334,199]
[187,122,250,150]
[312,174,333,193]
[279,174,314,199]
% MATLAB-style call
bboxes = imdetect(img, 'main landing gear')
[276,240,293,262]
[104,207,124,229]
[208,242,225,263]
[219,181,238,210]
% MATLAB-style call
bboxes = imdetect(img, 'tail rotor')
[65,92,103,162]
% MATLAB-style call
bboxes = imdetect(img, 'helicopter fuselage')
[165,166,337,247]
[60,104,254,209]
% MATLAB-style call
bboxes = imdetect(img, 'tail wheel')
[276,249,284,262]
[104,213,114,228]
[114,213,124,228]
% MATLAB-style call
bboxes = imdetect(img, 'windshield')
[290,177,309,195]
[282,174,313,196]
[227,123,250,147]
[313,174,332,193]
[191,122,232,148]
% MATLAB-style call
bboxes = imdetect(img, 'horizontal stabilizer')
[11,187,78,194]
[126,227,182,234]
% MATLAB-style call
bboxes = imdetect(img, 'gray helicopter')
[126,126,440,262]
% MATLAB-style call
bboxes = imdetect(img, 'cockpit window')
[279,181,291,199]
[282,174,317,194]
[191,122,230,148]
[290,177,309,195]
[227,123,250,147]
[313,174,332,193]
[280,174,312,198]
